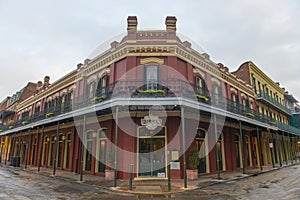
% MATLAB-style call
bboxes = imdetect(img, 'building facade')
[0,16,299,182]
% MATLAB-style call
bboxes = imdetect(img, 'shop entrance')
[138,127,166,178]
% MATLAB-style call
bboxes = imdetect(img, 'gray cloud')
[0,0,299,101]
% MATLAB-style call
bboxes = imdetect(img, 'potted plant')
[137,89,165,97]
[90,96,106,102]
[105,148,115,181]
[186,147,200,180]
[45,112,54,118]
[22,120,29,125]
[196,94,209,102]
[245,112,254,117]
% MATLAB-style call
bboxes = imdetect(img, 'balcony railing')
[257,91,292,115]
[277,121,300,135]
[0,79,299,135]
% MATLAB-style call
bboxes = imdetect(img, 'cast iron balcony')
[2,79,299,136]
[257,91,292,115]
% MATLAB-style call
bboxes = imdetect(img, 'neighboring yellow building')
[233,61,295,166]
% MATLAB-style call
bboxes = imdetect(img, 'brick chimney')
[127,16,138,31]
[43,76,50,88]
[165,16,177,31]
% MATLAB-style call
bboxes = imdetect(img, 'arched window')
[231,93,239,111]
[217,133,225,171]
[96,75,109,97]
[84,131,93,171]
[245,135,252,166]
[234,134,241,168]
[195,76,207,95]
[96,129,107,173]
[143,65,159,90]
[196,129,208,174]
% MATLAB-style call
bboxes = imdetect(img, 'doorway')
[138,127,166,178]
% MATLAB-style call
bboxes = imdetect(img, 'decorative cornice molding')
[140,57,164,64]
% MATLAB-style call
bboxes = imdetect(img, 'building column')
[256,126,263,171]
[239,120,245,174]
[53,122,60,176]
[0,137,4,163]
[281,131,288,165]
[288,134,293,164]
[5,135,11,165]
[214,114,221,180]
[270,131,275,168]
[276,130,282,167]
[38,126,45,172]
[181,106,187,188]
[114,107,119,187]
[80,115,86,182]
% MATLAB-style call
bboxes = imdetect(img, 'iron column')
[239,120,245,174]
[181,106,187,188]
[256,126,263,171]
[281,131,288,165]
[53,121,60,176]
[276,129,282,167]
[114,107,119,187]
[38,126,44,172]
[80,115,86,182]
[214,114,221,180]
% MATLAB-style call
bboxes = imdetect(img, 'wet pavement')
[0,162,300,199]
[0,166,134,200]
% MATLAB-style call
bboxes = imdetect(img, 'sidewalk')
[1,161,299,195]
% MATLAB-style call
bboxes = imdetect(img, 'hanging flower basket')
[138,89,165,95]
[45,112,54,118]
[91,96,106,102]
[22,121,29,125]
[246,112,254,117]
[196,94,209,102]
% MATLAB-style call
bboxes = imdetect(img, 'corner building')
[0,16,299,182]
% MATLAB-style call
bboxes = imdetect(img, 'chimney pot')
[127,16,138,31]
[165,16,177,31]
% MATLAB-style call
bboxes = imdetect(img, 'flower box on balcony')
[246,112,254,117]
[196,94,209,102]
[0,129,3,132]
[138,89,165,95]
[45,112,54,118]
[270,121,276,125]
[22,121,28,125]
[91,96,106,102]
[9,126,14,129]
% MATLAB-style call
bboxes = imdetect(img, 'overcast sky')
[0,0,299,101]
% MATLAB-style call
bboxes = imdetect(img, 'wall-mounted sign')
[269,143,273,148]
[157,172,165,178]
[141,114,162,130]
[170,162,180,170]
[171,150,179,161]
